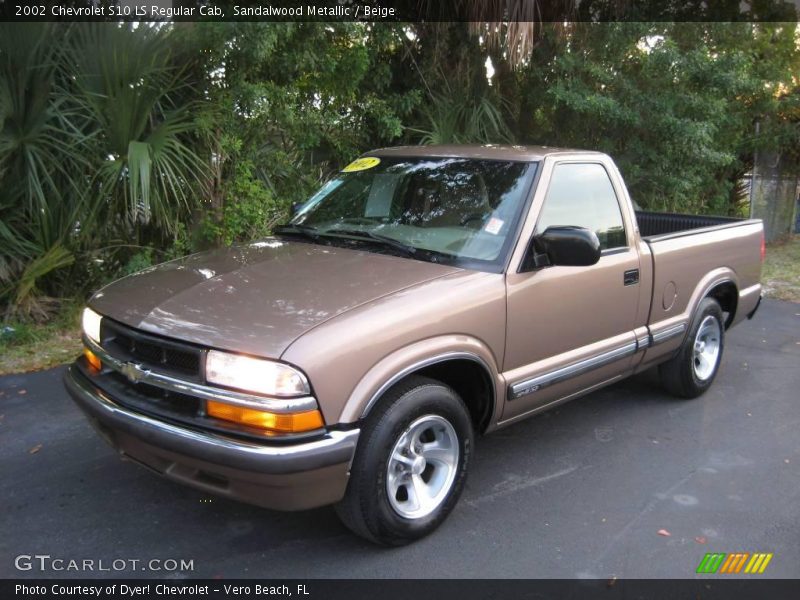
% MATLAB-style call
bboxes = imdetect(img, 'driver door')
[502,160,643,422]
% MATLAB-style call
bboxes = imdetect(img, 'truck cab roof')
[366,144,606,162]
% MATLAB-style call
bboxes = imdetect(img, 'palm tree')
[408,66,514,144]
[69,23,208,237]
[0,23,209,320]
[420,0,578,67]
[0,23,87,319]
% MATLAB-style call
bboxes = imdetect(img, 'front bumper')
[64,366,359,511]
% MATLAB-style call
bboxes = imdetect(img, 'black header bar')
[1,0,799,22]
[4,579,800,600]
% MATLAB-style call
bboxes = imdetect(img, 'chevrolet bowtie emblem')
[120,362,148,384]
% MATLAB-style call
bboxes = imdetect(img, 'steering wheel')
[460,213,488,228]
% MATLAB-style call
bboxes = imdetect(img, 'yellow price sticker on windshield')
[342,157,381,172]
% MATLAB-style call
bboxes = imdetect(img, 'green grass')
[0,303,82,376]
[762,235,800,303]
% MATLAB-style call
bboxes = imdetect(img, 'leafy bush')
[199,160,286,247]
[119,249,156,278]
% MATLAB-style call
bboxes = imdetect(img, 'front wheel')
[659,297,725,399]
[335,376,474,545]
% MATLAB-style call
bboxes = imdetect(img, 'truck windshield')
[286,157,537,271]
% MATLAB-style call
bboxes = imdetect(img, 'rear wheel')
[660,297,725,398]
[335,376,473,545]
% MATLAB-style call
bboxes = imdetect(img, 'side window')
[537,163,627,250]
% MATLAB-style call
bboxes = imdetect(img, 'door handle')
[624,269,639,286]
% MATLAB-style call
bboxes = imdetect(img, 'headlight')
[205,350,310,397]
[82,307,102,343]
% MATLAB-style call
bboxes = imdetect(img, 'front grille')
[100,319,203,380]
[88,319,321,442]
[106,371,202,418]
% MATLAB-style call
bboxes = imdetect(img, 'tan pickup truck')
[65,145,764,545]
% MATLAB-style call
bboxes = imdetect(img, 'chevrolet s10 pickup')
[65,145,764,545]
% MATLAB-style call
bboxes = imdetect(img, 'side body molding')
[509,341,637,400]
[506,320,688,402]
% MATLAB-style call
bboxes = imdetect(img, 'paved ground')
[1,300,798,580]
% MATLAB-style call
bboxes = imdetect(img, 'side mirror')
[290,202,304,216]
[529,226,601,268]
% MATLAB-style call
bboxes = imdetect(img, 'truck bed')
[635,210,744,240]
[635,210,762,347]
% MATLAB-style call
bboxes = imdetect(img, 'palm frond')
[3,243,74,322]
[69,23,209,235]
[461,1,577,67]
[409,68,514,145]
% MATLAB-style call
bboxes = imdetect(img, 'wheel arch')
[340,339,502,434]
[399,356,496,433]
[684,268,740,332]
[704,280,738,329]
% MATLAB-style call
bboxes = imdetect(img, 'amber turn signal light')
[206,400,324,433]
[83,347,102,372]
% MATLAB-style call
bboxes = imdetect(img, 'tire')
[659,297,725,399]
[335,375,474,545]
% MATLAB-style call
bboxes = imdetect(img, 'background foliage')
[0,17,798,321]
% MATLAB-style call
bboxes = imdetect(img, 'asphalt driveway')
[1,299,798,579]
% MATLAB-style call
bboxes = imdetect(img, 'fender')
[640,267,739,369]
[687,267,739,326]
[689,271,760,329]
[338,335,504,430]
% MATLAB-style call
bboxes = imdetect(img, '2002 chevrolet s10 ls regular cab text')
[65,145,764,545]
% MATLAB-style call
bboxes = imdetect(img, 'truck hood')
[89,239,460,357]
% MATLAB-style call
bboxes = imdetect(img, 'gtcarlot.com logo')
[696,552,773,574]
[14,554,194,572]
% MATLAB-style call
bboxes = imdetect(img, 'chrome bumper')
[64,366,359,476]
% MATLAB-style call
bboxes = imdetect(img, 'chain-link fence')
[748,151,799,242]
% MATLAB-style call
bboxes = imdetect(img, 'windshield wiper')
[325,229,418,257]
[276,225,436,261]
[273,224,322,241]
